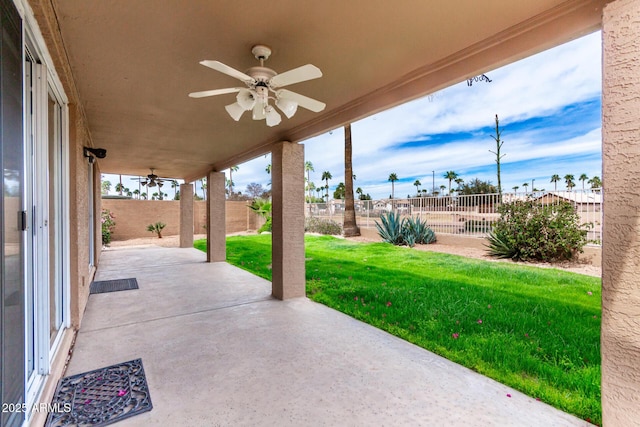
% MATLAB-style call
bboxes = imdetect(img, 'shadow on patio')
[65,246,590,426]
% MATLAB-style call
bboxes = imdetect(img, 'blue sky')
[104,31,602,199]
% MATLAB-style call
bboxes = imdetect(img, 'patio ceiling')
[49,0,608,182]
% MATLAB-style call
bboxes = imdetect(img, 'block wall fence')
[101,199,264,241]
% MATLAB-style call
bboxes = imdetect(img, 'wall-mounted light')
[83,147,107,163]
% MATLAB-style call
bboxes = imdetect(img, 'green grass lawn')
[194,235,602,425]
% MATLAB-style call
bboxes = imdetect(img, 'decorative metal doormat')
[45,358,153,427]
[90,278,138,295]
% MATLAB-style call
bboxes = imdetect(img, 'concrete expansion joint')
[96,260,205,273]
[79,297,275,334]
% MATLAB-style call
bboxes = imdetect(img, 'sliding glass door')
[1,1,26,425]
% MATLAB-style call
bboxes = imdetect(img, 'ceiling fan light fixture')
[225,102,245,121]
[265,105,282,127]
[191,45,324,127]
[252,103,266,120]
[236,89,257,110]
[275,97,298,119]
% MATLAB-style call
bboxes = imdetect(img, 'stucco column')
[602,1,640,424]
[179,183,194,248]
[206,171,226,262]
[271,141,305,299]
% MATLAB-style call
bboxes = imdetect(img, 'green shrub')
[305,217,342,235]
[146,222,166,238]
[375,213,436,247]
[249,198,272,233]
[258,217,272,233]
[101,209,116,245]
[486,200,590,261]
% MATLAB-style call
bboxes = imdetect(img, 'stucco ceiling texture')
[51,0,607,181]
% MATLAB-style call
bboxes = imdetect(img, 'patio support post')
[206,171,226,262]
[271,141,305,299]
[601,0,640,424]
[179,183,194,248]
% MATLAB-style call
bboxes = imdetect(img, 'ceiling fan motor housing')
[246,66,276,83]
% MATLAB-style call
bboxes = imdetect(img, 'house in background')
[1,0,638,426]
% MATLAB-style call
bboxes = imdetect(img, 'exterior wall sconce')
[83,147,107,163]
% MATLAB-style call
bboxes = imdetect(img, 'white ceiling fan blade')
[188,88,242,98]
[200,60,255,84]
[270,64,322,88]
[276,89,326,113]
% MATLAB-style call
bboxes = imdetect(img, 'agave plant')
[375,212,405,245]
[404,216,436,245]
[485,230,518,259]
[376,213,436,247]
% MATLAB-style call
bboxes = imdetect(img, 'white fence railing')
[306,189,602,245]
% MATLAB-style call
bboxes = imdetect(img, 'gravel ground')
[106,233,601,278]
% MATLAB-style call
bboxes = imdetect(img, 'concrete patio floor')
[65,245,592,426]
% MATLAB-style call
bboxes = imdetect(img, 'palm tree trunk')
[343,124,360,236]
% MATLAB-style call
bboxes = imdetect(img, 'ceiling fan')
[133,169,171,188]
[189,45,326,127]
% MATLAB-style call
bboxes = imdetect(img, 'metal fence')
[305,189,602,245]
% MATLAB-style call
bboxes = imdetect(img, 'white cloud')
[302,31,602,199]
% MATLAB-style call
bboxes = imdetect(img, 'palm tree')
[306,182,316,202]
[413,179,421,196]
[199,178,207,200]
[356,187,363,199]
[226,178,234,197]
[305,161,314,200]
[522,182,529,193]
[388,173,398,199]
[140,192,147,200]
[171,180,179,198]
[316,187,322,200]
[564,174,575,191]
[115,182,124,195]
[579,173,589,191]
[439,185,446,196]
[321,171,332,201]
[228,165,239,195]
[133,188,140,199]
[550,174,561,191]
[343,124,360,236]
[588,176,602,190]
[443,171,459,194]
[512,186,519,194]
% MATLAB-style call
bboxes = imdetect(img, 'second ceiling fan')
[189,45,326,127]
